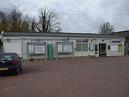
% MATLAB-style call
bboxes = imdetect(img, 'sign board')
[63,43,73,53]
[57,42,73,53]
[27,42,46,55]
[35,45,46,54]
[112,41,121,43]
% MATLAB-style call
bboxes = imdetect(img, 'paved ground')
[0,56,129,97]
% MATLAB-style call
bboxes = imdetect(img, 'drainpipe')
[21,32,23,60]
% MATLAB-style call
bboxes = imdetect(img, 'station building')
[0,32,125,60]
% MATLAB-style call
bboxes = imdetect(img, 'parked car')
[0,53,22,75]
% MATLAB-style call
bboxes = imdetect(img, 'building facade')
[0,32,125,60]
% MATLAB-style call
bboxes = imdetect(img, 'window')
[89,43,94,51]
[118,44,123,52]
[76,44,82,51]
[0,54,13,61]
[82,44,88,51]
[76,40,88,51]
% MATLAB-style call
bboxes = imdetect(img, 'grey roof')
[2,32,123,38]
[115,30,129,33]
[112,30,129,37]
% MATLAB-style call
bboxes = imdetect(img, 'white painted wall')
[3,39,22,57]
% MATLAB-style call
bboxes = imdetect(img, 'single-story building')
[0,32,125,60]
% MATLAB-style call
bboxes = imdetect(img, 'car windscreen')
[0,54,13,61]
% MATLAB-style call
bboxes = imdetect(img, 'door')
[47,44,54,60]
[99,43,107,56]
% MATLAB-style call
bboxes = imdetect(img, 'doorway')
[47,44,54,60]
[99,43,107,56]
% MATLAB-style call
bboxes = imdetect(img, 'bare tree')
[21,15,30,32]
[37,7,61,32]
[8,7,23,32]
[30,17,37,32]
[0,7,31,32]
[0,6,62,32]
[99,22,114,34]
[0,11,9,32]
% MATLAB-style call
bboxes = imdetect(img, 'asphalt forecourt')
[0,56,129,97]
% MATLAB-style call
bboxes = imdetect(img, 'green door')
[47,44,54,60]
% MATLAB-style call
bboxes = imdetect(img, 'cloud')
[0,0,129,33]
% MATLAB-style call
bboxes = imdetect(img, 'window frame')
[76,40,88,51]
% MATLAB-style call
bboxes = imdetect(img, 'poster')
[63,43,73,53]
[58,44,63,52]
[35,45,46,54]
[57,42,73,53]
[28,44,35,54]
[89,43,94,51]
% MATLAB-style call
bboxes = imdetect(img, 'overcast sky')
[1,0,129,33]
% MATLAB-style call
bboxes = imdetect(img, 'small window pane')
[82,44,88,51]
[76,44,82,51]
[118,44,122,52]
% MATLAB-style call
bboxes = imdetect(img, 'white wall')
[3,38,22,57]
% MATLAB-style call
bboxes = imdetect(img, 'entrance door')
[47,44,54,60]
[99,43,107,56]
